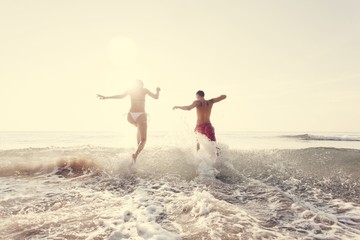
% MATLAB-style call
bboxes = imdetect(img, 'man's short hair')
[196,90,205,97]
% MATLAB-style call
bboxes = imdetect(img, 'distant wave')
[281,133,360,142]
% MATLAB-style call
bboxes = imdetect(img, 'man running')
[173,90,226,150]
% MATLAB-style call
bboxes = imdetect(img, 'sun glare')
[107,36,138,67]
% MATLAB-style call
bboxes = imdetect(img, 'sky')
[1,0,360,132]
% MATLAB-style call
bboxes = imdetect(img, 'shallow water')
[1,138,359,239]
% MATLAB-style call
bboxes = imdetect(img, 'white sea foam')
[1,132,360,239]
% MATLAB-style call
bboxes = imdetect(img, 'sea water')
[1,131,360,239]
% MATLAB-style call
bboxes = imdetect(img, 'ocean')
[0,131,360,239]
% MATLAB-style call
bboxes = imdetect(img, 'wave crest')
[55,158,101,177]
[281,133,360,142]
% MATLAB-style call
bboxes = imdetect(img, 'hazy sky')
[1,0,359,132]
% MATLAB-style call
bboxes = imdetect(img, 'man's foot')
[216,147,221,156]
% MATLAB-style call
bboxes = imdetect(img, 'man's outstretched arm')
[211,95,227,103]
[173,101,198,111]
[97,91,128,100]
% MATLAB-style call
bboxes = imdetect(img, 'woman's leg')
[127,113,136,125]
[132,114,147,162]
[137,128,141,145]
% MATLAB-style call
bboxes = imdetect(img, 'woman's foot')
[132,153,137,163]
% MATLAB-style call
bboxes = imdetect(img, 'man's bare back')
[195,99,214,124]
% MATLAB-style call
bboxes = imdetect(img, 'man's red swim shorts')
[195,122,216,141]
